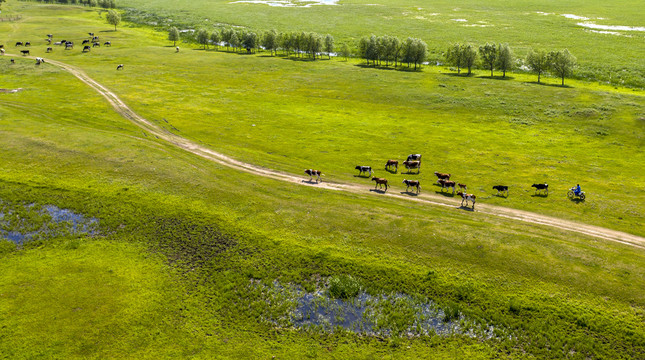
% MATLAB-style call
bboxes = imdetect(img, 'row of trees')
[170,27,337,61]
[32,0,117,8]
[445,42,576,85]
[358,35,428,70]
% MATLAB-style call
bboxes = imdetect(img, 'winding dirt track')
[22,56,645,249]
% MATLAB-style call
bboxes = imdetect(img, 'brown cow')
[438,179,456,194]
[403,160,420,174]
[385,160,398,172]
[434,171,451,180]
[457,191,476,209]
[304,169,323,183]
[458,183,467,191]
[371,177,388,191]
[402,179,420,194]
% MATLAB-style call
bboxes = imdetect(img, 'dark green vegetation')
[1,2,644,358]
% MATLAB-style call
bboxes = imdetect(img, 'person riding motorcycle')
[574,184,581,195]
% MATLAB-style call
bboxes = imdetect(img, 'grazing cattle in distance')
[406,154,422,162]
[116,64,124,70]
[402,179,421,193]
[304,169,323,183]
[54,41,62,46]
[25,42,31,47]
[20,50,30,56]
[434,171,451,180]
[89,32,94,37]
[438,179,456,194]
[493,185,509,196]
[93,42,100,47]
[355,165,372,177]
[46,47,53,53]
[47,34,53,38]
[46,38,52,44]
[82,39,90,45]
[176,46,180,52]
[35,57,45,65]
[458,183,467,191]
[457,191,476,209]
[60,39,67,44]
[385,159,398,172]
[10,58,15,64]
[92,36,99,41]
[0,49,4,55]
[402,160,420,173]
[83,45,91,52]
[104,41,111,47]
[65,42,74,49]
[532,183,548,194]
[371,177,388,191]
[15,42,23,46]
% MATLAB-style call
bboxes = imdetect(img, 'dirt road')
[21,56,644,249]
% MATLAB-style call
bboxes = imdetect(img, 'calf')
[458,183,467,191]
[304,169,323,183]
[402,179,420,194]
[531,183,548,194]
[402,160,420,173]
[406,154,422,162]
[385,159,398,172]
[492,185,509,196]
[457,191,476,209]
[116,64,124,70]
[371,177,388,191]
[46,47,53,53]
[89,32,95,37]
[355,165,372,177]
[20,50,30,56]
[438,179,456,194]
[434,171,451,180]
[83,45,91,52]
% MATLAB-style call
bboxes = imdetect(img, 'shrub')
[328,274,361,299]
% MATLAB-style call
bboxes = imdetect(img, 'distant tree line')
[31,0,116,8]
[445,42,576,85]
[358,35,428,70]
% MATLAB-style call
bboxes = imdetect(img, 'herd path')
[28,56,645,250]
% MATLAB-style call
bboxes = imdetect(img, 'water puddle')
[0,202,99,244]
[230,0,339,7]
[259,281,498,339]
[577,22,645,32]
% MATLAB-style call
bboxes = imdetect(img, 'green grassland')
[115,0,645,87]
[0,2,644,359]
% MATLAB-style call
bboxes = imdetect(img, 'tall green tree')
[496,43,514,78]
[462,44,477,75]
[479,43,497,77]
[210,31,221,51]
[339,43,351,61]
[263,30,278,56]
[196,29,209,49]
[242,32,258,52]
[525,49,549,83]
[445,43,464,74]
[548,49,576,86]
[229,31,240,52]
[106,9,121,31]
[324,34,334,59]
[168,27,180,47]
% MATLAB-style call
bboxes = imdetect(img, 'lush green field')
[1,2,644,359]
[114,0,645,87]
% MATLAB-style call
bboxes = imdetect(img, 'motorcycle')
[568,187,586,200]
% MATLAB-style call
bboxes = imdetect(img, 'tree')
[479,42,497,77]
[242,32,258,53]
[210,31,221,51]
[412,38,427,70]
[196,29,209,49]
[307,32,322,60]
[324,34,334,59]
[229,31,240,52]
[168,27,180,47]
[263,30,278,56]
[496,43,514,77]
[89,0,97,7]
[548,49,576,86]
[445,43,464,74]
[106,9,121,31]
[462,44,477,75]
[525,49,548,83]
[339,43,351,61]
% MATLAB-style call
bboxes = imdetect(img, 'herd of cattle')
[2,32,113,63]
[305,154,551,209]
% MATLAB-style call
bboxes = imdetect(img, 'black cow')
[47,34,53,38]
[492,185,509,196]
[88,32,94,37]
[355,165,372,177]
[82,39,90,45]
[46,47,53,53]
[402,179,421,194]
[104,41,111,47]
[531,183,548,194]
[15,42,23,46]
[406,154,422,162]
[20,50,30,56]
[83,45,91,52]
[65,42,74,49]
[25,42,31,47]
[93,42,100,47]
[116,64,124,70]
